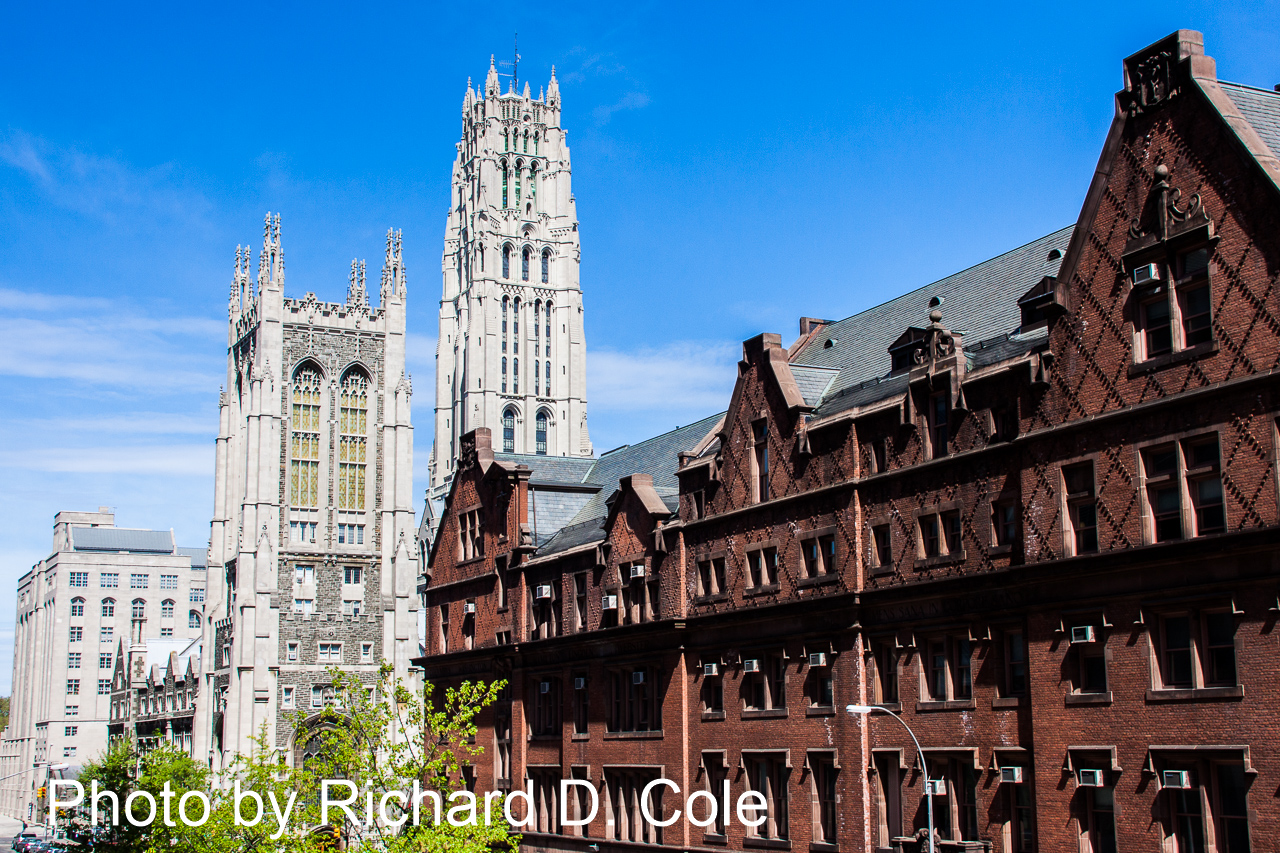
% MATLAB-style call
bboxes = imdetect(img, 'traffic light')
[37,787,46,799]
[310,824,340,849]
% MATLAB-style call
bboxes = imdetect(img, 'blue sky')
[1,1,1277,692]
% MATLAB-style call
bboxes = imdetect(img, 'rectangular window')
[1181,284,1212,347]
[704,753,729,836]
[930,390,950,458]
[190,587,205,603]
[311,686,324,709]
[294,565,315,585]
[282,686,295,709]
[873,643,899,704]
[458,508,484,561]
[68,572,88,588]
[159,575,178,590]
[99,653,112,669]
[921,515,941,558]
[130,573,148,589]
[744,653,786,711]
[942,510,961,554]
[1064,461,1099,555]
[1155,609,1237,690]
[64,725,77,737]
[606,667,660,733]
[1069,617,1108,695]
[801,533,837,579]
[872,524,892,568]
[573,573,588,631]
[752,419,770,502]
[343,567,362,584]
[100,627,112,642]
[606,768,665,844]
[292,599,314,615]
[66,680,80,696]
[160,628,173,637]
[68,626,82,643]
[100,573,118,588]
[533,678,562,736]
[439,604,449,653]
[97,679,110,695]
[992,499,1018,547]
[747,546,779,588]
[287,642,299,662]
[923,636,971,701]
[572,676,589,735]
[871,437,889,473]
[1143,295,1173,358]
[1143,435,1225,543]
[361,642,373,663]
[67,653,81,669]
[745,755,789,840]
[696,557,726,598]
[702,670,724,714]
[497,557,509,610]
[343,599,362,616]
[812,755,839,845]
[65,705,78,717]
[1003,629,1028,697]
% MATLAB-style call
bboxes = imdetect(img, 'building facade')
[192,217,420,769]
[417,32,1280,853]
[107,637,201,755]
[430,58,592,495]
[0,509,206,820]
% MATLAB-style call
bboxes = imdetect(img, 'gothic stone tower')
[193,215,420,768]
[430,58,591,492]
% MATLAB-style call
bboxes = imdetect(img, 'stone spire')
[522,81,531,99]
[347,258,368,308]
[381,228,405,304]
[547,66,560,108]
[485,55,500,97]
[259,212,283,292]
[230,245,243,314]
[463,77,474,111]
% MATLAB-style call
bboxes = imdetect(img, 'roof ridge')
[1219,80,1280,98]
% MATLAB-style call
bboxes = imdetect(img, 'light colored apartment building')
[0,509,206,820]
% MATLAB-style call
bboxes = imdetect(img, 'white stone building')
[192,216,419,769]
[429,59,592,494]
[0,509,206,820]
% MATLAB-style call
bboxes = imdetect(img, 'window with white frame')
[922,635,972,702]
[100,572,118,588]
[1152,607,1238,691]
[130,573,148,589]
[318,642,342,663]
[159,574,177,590]
[1142,434,1225,544]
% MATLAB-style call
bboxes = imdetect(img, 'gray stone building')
[0,509,206,820]
[192,216,420,769]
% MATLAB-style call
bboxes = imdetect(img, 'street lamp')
[846,704,935,853]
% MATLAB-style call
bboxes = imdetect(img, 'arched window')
[131,599,146,619]
[502,245,511,279]
[536,411,548,455]
[501,161,509,207]
[534,132,539,155]
[545,360,551,395]
[513,358,519,394]
[535,360,540,395]
[515,161,522,205]
[102,598,115,618]
[523,130,529,153]
[503,409,516,453]
[290,365,322,508]
[529,163,537,204]
[513,299,520,350]
[541,250,550,284]
[478,245,484,272]
[70,597,85,617]
[522,247,530,282]
[161,600,175,619]
[189,611,201,629]
[545,302,553,356]
[502,295,509,352]
[503,130,509,152]
[338,369,369,512]
[534,300,542,338]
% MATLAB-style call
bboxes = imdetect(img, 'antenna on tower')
[513,32,519,93]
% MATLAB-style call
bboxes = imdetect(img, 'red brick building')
[416,31,1280,853]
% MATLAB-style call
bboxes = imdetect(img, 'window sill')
[571,733,589,742]
[914,550,966,570]
[603,730,664,740]
[797,573,839,589]
[703,833,729,846]
[805,705,836,717]
[1065,691,1112,706]
[810,844,839,853]
[694,593,730,605]
[1146,685,1243,702]
[702,710,726,722]
[744,838,792,850]
[529,734,559,741]
[869,565,895,577]
[744,583,781,598]
[456,556,486,569]
[988,544,1013,557]
[915,699,976,712]
[1128,339,1218,377]
[742,708,789,720]
[992,696,1024,709]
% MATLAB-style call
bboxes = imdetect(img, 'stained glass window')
[536,411,548,455]
[503,409,516,453]
[338,369,369,511]
[522,247,530,281]
[290,365,322,507]
[541,250,550,283]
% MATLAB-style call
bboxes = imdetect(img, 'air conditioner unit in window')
[629,565,646,580]
[1000,766,1024,784]
[808,652,828,667]
[1069,625,1096,644]
[574,677,586,690]
[539,681,551,694]
[632,671,646,685]
[535,584,553,600]
[602,594,618,610]
[703,662,719,677]
[463,602,476,615]
[1162,770,1192,790]
[924,779,946,796]
[1077,769,1104,787]
[1132,263,1161,285]
[743,659,761,673]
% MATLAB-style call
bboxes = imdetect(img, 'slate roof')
[1221,81,1280,158]
[70,527,175,554]
[175,547,207,569]
[792,226,1074,410]
[537,517,607,557]
[492,452,599,486]
[790,365,839,407]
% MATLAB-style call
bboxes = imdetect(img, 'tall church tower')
[194,216,420,769]
[430,58,591,492]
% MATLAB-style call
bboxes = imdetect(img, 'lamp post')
[846,704,935,853]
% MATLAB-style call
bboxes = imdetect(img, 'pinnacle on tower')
[347,258,368,308]
[547,66,560,107]
[230,245,242,313]
[259,212,283,291]
[523,81,531,99]
[485,55,500,97]
[463,76,474,110]
[381,227,405,303]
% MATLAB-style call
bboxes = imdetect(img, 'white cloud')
[11,414,214,435]
[593,92,652,125]
[0,131,212,226]
[0,444,212,475]
[588,341,737,413]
